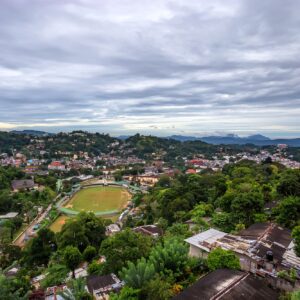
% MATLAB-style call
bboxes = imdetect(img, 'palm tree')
[120,257,156,289]
[58,278,92,300]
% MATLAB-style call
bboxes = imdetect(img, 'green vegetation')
[120,257,156,289]
[49,215,71,232]
[207,248,240,271]
[41,264,69,288]
[113,237,207,299]
[274,196,300,228]
[1,131,300,299]
[63,186,130,213]
[58,277,92,300]
[56,212,106,251]
[82,245,97,262]
[22,228,56,266]
[140,161,300,233]
[292,226,300,257]
[63,246,83,278]
[0,269,30,299]
[99,229,152,273]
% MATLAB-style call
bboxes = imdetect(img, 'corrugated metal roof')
[185,228,226,251]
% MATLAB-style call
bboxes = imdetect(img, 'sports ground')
[50,186,130,232]
[63,186,131,213]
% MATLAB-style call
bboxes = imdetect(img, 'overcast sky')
[0,0,300,137]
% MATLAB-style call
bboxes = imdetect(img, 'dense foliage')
[99,229,152,273]
[142,161,300,232]
[0,130,299,299]
[207,248,240,271]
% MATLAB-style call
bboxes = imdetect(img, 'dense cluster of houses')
[184,145,300,174]
[30,224,164,300]
[185,223,300,293]
[1,142,299,186]
[25,221,299,299]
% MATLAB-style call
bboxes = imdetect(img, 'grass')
[49,186,130,233]
[50,215,70,233]
[49,214,119,233]
[13,223,27,239]
[63,186,131,213]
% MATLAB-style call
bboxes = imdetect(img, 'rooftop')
[133,225,163,237]
[173,269,279,300]
[220,273,279,300]
[185,223,295,275]
[239,223,270,240]
[282,241,300,270]
[87,273,123,295]
[185,228,227,252]
[11,179,35,190]
[0,212,19,219]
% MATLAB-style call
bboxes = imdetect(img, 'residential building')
[185,223,300,291]
[0,212,19,220]
[106,224,121,236]
[173,269,279,300]
[11,179,36,192]
[133,224,163,238]
[48,161,65,171]
[86,274,124,300]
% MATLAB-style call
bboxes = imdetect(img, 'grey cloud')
[0,0,299,137]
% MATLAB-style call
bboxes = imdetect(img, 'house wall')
[189,245,208,258]
[236,253,255,272]
[265,275,300,292]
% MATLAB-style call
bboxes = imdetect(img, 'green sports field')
[63,186,131,213]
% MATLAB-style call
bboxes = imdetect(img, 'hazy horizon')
[2,127,300,140]
[1,0,300,138]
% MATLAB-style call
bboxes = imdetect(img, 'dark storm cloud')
[0,0,300,137]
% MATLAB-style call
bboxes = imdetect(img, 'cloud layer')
[0,0,300,137]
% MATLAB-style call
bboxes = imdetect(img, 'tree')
[83,245,97,262]
[0,244,21,269]
[156,175,171,188]
[57,220,89,251]
[57,212,106,251]
[59,278,92,300]
[218,188,264,226]
[143,275,173,300]
[119,258,156,289]
[292,226,300,257]
[41,264,69,288]
[149,238,189,278]
[207,248,240,271]
[114,171,123,182]
[274,196,300,229]
[291,290,300,300]
[212,212,235,233]
[230,190,264,225]
[165,223,191,239]
[63,246,83,278]
[3,216,23,241]
[23,227,56,266]
[100,229,152,273]
[277,169,300,197]
[0,270,29,299]
[191,203,213,224]
[87,260,104,275]
[110,287,139,300]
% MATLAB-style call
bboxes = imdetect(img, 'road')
[13,194,61,247]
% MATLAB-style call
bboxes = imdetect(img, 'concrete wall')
[265,275,300,292]
[189,245,208,258]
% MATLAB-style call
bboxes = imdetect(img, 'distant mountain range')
[9,130,300,147]
[167,134,300,147]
